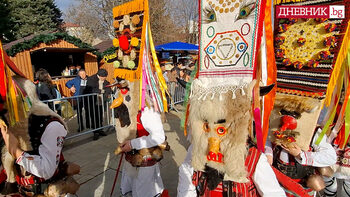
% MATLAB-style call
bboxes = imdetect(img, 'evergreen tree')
[0,0,15,42]
[7,0,62,40]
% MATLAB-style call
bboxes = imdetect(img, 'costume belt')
[125,151,158,167]
[15,175,44,187]
[274,159,314,180]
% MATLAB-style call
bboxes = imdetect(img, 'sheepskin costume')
[1,76,66,184]
[189,79,256,183]
[270,0,350,150]
[188,0,268,186]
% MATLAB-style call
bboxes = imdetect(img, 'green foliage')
[6,32,96,56]
[0,0,15,42]
[5,0,62,41]
[100,47,118,58]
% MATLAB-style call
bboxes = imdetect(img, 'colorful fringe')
[0,41,31,126]
[262,0,277,149]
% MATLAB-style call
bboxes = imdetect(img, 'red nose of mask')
[280,115,297,132]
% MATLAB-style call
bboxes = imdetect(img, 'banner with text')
[276,5,345,18]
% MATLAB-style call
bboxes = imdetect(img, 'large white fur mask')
[189,80,256,183]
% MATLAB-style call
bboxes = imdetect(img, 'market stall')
[4,32,98,97]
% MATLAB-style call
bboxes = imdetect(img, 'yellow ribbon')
[341,54,350,149]
[325,21,350,106]
[5,66,19,125]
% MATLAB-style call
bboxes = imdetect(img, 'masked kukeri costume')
[266,0,350,196]
[177,0,286,196]
[0,41,80,196]
[323,96,350,197]
[107,1,169,196]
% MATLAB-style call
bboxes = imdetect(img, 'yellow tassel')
[113,66,141,82]
[6,66,19,123]
[325,21,350,106]
[113,0,145,18]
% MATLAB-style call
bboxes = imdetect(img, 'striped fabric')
[274,0,348,98]
[276,65,332,97]
[193,147,261,197]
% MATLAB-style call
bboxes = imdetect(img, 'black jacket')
[83,74,112,102]
[36,82,58,111]
[37,82,57,101]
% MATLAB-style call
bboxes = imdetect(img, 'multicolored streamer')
[325,21,350,106]
[254,108,264,152]
[316,65,345,145]
[262,0,277,148]
[0,41,7,101]
[148,25,168,112]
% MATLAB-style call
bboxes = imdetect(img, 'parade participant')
[265,127,336,196]
[268,0,350,196]
[323,94,350,196]
[108,0,169,196]
[177,0,286,196]
[177,82,286,197]
[323,143,350,196]
[0,41,79,196]
[118,105,167,197]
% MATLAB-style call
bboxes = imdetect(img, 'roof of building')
[93,40,113,53]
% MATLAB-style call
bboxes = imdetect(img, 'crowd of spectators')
[160,62,195,110]
[34,67,111,141]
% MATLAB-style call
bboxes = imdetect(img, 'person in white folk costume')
[109,0,170,196]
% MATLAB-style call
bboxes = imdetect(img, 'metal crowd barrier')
[167,82,186,111]
[41,81,186,139]
[42,93,115,140]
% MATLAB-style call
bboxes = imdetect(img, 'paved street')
[63,109,189,197]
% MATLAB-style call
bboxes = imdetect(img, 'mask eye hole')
[216,126,227,136]
[203,121,210,132]
[237,3,256,20]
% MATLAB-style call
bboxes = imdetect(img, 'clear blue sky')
[55,0,77,12]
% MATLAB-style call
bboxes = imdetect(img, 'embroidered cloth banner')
[197,0,266,89]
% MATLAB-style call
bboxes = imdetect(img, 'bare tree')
[64,0,182,45]
[149,0,183,45]
[65,0,123,41]
[168,0,199,44]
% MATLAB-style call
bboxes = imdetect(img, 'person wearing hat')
[83,69,112,140]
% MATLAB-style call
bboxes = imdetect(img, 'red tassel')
[161,189,170,197]
[0,44,6,101]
